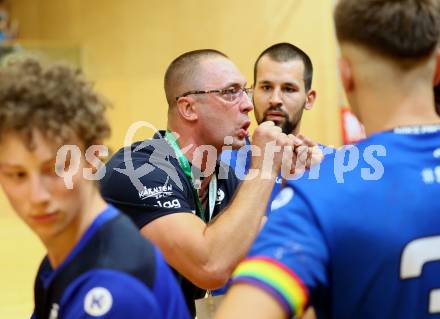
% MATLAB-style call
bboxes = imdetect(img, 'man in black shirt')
[100,49,308,315]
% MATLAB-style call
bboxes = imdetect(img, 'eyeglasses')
[175,87,253,103]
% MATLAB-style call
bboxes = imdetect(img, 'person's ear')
[304,89,316,110]
[176,97,198,121]
[433,49,440,86]
[339,56,354,93]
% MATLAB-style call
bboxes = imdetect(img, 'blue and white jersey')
[232,125,440,319]
[33,206,190,319]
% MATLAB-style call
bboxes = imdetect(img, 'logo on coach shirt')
[156,198,181,209]
[138,184,173,200]
[270,187,294,211]
[216,189,225,205]
[49,303,59,319]
[84,287,113,316]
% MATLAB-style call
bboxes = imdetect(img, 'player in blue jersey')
[0,58,189,319]
[216,0,440,318]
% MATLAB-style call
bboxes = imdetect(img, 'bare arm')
[141,122,292,289]
[141,175,275,289]
[214,283,286,319]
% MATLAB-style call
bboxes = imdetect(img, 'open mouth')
[238,121,251,138]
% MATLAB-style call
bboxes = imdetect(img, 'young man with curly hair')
[0,58,189,319]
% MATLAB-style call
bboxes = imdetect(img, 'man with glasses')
[100,49,306,316]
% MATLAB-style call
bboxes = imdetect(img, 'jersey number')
[400,236,440,314]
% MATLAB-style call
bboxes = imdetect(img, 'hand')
[295,134,324,169]
[250,121,294,178]
[281,134,324,178]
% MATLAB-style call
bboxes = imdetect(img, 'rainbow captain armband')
[231,256,309,317]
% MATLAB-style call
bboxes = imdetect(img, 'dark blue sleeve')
[59,270,162,318]
[151,248,191,319]
[100,144,195,229]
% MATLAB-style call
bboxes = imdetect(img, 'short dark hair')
[253,42,313,91]
[0,57,111,149]
[334,0,440,60]
[164,49,228,108]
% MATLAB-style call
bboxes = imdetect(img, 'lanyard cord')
[164,131,217,223]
